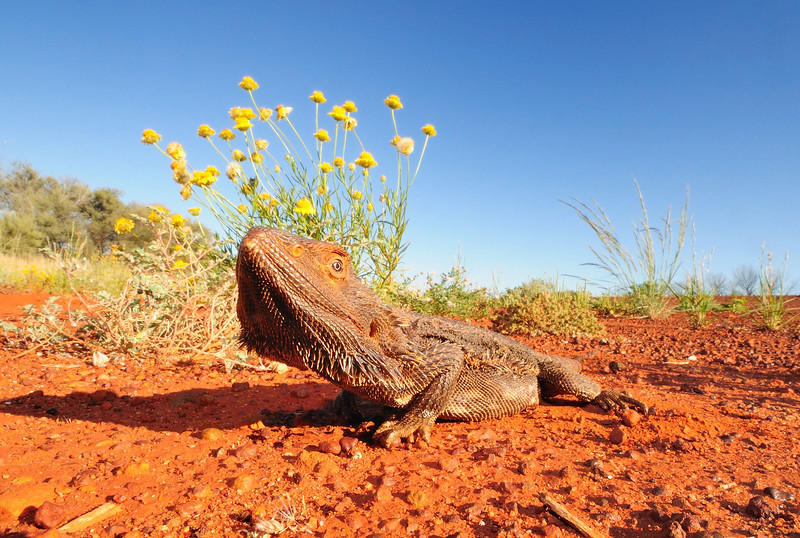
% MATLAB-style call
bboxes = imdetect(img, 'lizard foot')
[373,416,436,448]
[592,390,648,415]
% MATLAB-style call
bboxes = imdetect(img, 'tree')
[731,265,758,296]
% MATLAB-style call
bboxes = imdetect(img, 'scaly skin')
[237,227,647,447]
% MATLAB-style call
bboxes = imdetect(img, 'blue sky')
[2,2,798,292]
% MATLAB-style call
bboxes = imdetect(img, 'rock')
[232,443,258,459]
[438,457,459,472]
[346,513,367,530]
[231,381,250,392]
[665,521,687,538]
[200,428,223,441]
[610,426,626,444]
[173,500,204,517]
[34,501,67,529]
[339,437,358,455]
[764,486,794,501]
[231,475,256,494]
[375,486,392,502]
[405,488,430,508]
[746,496,775,519]
[620,409,641,427]
[0,483,57,517]
[318,439,341,455]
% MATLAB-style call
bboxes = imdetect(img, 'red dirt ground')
[0,292,798,537]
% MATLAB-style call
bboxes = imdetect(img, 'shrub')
[491,279,603,337]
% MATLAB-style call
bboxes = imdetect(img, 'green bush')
[491,279,603,337]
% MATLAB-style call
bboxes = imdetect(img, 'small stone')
[518,459,536,476]
[610,426,626,444]
[380,518,402,531]
[764,486,794,501]
[746,495,774,519]
[290,387,310,399]
[200,428,223,441]
[375,486,392,502]
[666,521,687,538]
[173,500,203,517]
[232,475,256,494]
[609,361,624,373]
[318,439,341,455]
[438,457,459,472]
[231,381,250,392]
[232,443,258,459]
[346,513,368,530]
[339,437,358,455]
[120,462,150,477]
[34,501,66,529]
[406,488,430,508]
[620,409,641,427]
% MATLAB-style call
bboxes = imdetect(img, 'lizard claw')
[592,389,648,415]
[373,416,435,448]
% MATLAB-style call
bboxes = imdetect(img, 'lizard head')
[236,227,397,380]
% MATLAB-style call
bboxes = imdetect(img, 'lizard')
[236,227,648,447]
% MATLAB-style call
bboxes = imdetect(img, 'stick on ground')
[539,491,605,538]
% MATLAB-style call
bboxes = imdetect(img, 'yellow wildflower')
[180,185,192,200]
[229,107,256,120]
[354,151,377,169]
[114,217,134,235]
[313,129,330,142]
[274,165,281,173]
[328,106,347,121]
[351,190,363,200]
[348,162,356,171]
[320,162,333,173]
[323,203,333,212]
[241,184,253,195]
[206,165,220,176]
[171,160,191,185]
[141,129,161,144]
[232,149,247,161]
[309,90,326,103]
[342,117,357,130]
[367,202,374,212]
[256,139,269,150]
[270,199,278,207]
[188,207,201,216]
[333,157,345,168]
[250,152,264,164]
[384,95,403,110]
[172,260,188,270]
[219,129,236,141]
[197,124,216,138]
[171,214,186,228]
[239,76,259,91]
[235,117,252,131]
[392,136,414,155]
[172,244,184,252]
[317,184,327,195]
[258,192,271,201]
[259,107,273,121]
[342,100,357,113]
[148,210,162,223]
[276,105,292,120]
[293,198,315,215]
[380,175,387,183]
[192,170,216,186]
[237,204,248,214]
[422,124,437,136]
[166,142,186,160]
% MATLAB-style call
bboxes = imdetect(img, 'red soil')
[0,293,798,537]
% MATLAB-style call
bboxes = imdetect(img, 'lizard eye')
[331,259,344,272]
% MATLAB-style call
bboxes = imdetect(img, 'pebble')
[173,500,204,517]
[232,443,258,459]
[34,501,66,529]
[406,488,430,508]
[665,521,687,538]
[620,409,641,427]
[438,457,459,472]
[746,495,775,519]
[375,486,392,502]
[231,381,250,392]
[318,439,341,455]
[200,428,223,441]
[764,486,794,501]
[339,437,358,455]
[610,426,626,444]
[231,474,256,494]
[346,513,368,530]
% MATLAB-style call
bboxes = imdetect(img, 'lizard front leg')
[373,343,463,448]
